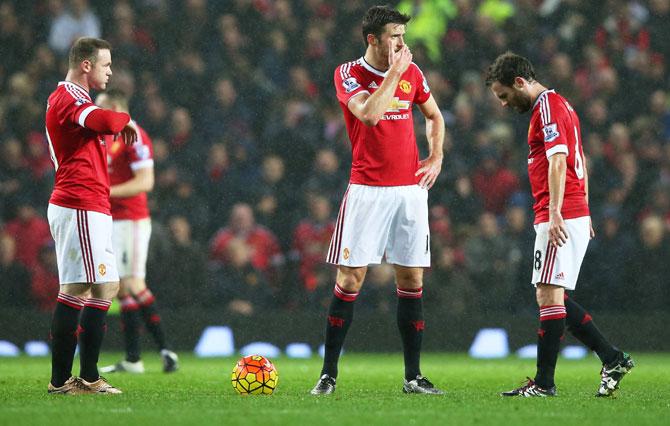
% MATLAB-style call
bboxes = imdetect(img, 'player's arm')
[415,94,444,189]
[110,166,154,198]
[582,155,595,238]
[79,106,138,146]
[80,106,129,134]
[347,42,412,126]
[548,153,568,247]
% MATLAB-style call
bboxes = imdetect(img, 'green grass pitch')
[1,353,668,425]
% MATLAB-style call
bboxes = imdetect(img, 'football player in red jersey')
[311,5,445,395]
[95,89,179,375]
[45,37,137,394]
[486,52,634,398]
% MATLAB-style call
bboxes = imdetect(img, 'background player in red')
[311,6,445,395]
[45,37,137,394]
[95,89,179,375]
[486,52,634,397]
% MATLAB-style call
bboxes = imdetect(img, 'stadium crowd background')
[1,0,669,319]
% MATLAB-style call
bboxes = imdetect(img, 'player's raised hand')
[117,121,138,146]
[548,212,568,248]
[415,155,443,190]
[388,40,412,75]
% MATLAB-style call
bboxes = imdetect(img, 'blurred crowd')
[1,0,669,317]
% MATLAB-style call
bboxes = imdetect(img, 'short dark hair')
[68,37,112,69]
[362,5,411,46]
[101,88,129,109]
[485,52,536,87]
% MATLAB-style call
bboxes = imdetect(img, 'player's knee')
[394,268,423,290]
[396,276,423,290]
[91,281,120,301]
[338,276,363,292]
[59,283,92,298]
[336,267,365,292]
[535,283,563,306]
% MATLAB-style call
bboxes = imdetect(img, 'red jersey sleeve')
[412,63,431,105]
[334,63,369,105]
[539,94,570,159]
[84,109,130,134]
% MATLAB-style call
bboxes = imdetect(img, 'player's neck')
[363,49,389,73]
[64,70,90,92]
[528,81,548,106]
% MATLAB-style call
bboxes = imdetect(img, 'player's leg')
[101,219,144,373]
[502,282,565,397]
[49,282,88,391]
[79,281,118,382]
[311,265,366,395]
[394,266,442,394]
[101,277,145,374]
[128,218,178,371]
[533,283,566,390]
[73,209,121,393]
[564,294,634,396]
[395,266,424,382]
[503,220,570,397]
[119,279,142,365]
[564,294,618,363]
[46,203,111,394]
[129,277,178,372]
[313,184,390,395]
[385,186,441,394]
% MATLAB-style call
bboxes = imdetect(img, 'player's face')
[490,81,532,113]
[89,49,112,91]
[377,23,406,61]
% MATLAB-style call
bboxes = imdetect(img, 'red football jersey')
[334,58,431,186]
[46,81,112,214]
[528,90,589,224]
[107,121,154,220]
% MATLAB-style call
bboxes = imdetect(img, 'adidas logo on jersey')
[554,272,565,280]
[368,81,379,89]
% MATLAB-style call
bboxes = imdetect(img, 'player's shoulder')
[533,89,560,120]
[56,81,92,105]
[334,57,364,80]
[544,90,574,118]
[409,61,425,74]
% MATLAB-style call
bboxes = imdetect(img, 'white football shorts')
[326,184,430,268]
[531,216,590,290]
[47,203,119,284]
[112,218,152,279]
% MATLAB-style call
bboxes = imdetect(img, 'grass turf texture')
[1,353,668,425]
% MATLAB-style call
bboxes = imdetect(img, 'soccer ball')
[231,355,279,395]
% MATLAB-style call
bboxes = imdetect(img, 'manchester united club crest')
[98,264,106,276]
[399,80,412,94]
[343,248,350,260]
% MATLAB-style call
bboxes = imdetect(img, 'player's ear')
[81,59,92,73]
[513,77,525,90]
[367,33,377,46]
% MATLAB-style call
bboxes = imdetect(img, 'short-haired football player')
[311,5,445,395]
[46,37,137,394]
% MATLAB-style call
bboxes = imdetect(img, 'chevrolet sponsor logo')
[387,97,410,112]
